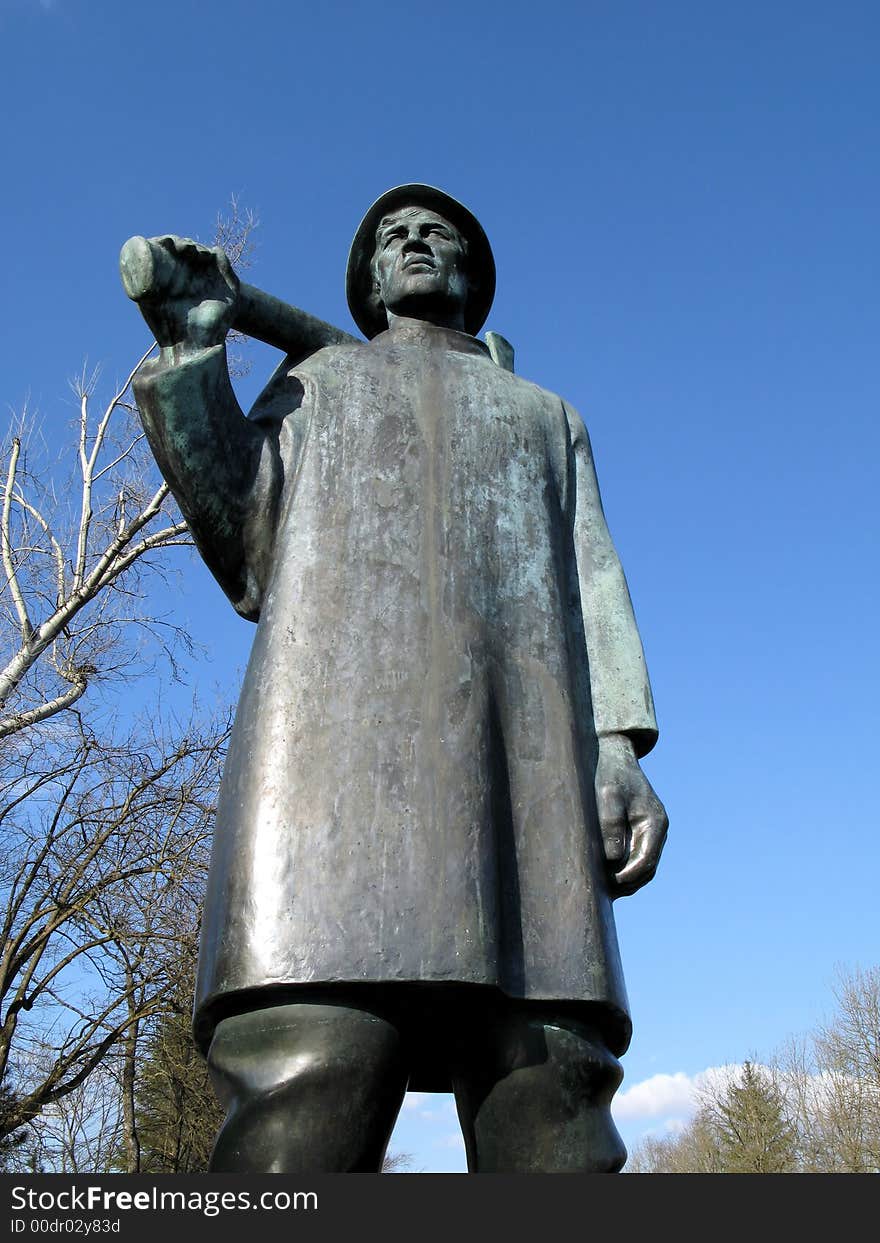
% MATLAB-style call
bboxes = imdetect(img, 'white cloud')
[613,1071,698,1120]
[613,1065,744,1122]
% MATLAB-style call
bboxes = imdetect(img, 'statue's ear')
[366,282,388,331]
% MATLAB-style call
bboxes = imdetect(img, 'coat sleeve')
[563,401,658,757]
[132,344,283,621]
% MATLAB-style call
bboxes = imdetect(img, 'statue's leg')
[206,1001,408,1173]
[450,1009,626,1173]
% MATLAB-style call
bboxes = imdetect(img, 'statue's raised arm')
[123,236,281,619]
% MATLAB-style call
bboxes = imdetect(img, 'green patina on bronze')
[121,184,667,1173]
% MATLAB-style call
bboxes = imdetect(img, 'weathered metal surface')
[120,234,357,362]
[134,317,657,1065]
[124,185,667,1169]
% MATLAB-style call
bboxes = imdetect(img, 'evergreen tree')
[0,1086,30,1170]
[704,1061,797,1173]
[127,949,224,1174]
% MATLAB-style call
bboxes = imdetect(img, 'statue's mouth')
[403,256,436,271]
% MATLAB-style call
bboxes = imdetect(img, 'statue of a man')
[126,185,667,1173]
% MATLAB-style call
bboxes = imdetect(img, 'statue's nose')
[402,231,431,253]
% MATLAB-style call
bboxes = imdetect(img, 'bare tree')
[0,201,255,1162]
[0,196,258,742]
[815,966,880,1170]
[628,969,880,1173]
[10,1057,125,1173]
[774,966,880,1172]
[382,1151,420,1173]
[0,706,229,1147]
[0,364,190,741]
[211,194,259,275]
[625,1110,726,1174]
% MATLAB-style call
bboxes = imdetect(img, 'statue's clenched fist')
[120,235,239,354]
[595,733,668,897]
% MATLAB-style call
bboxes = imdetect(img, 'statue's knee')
[543,1021,624,1108]
[483,1013,623,1104]
[206,1002,407,1173]
[207,1002,405,1110]
[454,1011,627,1171]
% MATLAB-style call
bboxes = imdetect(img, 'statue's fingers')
[612,805,667,895]
[212,247,239,291]
[147,236,202,297]
[613,843,657,895]
[596,783,629,864]
[177,238,203,263]
[192,241,223,268]
[154,234,187,255]
[156,237,210,272]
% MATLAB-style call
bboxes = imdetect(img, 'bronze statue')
[122,185,668,1173]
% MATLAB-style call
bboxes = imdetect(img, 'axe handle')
[119,235,358,359]
[236,283,358,355]
[119,236,513,368]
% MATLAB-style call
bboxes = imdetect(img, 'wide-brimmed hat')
[346,184,496,339]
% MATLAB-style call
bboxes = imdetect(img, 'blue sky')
[2,1,878,1171]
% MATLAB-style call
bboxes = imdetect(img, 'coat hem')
[193,980,632,1093]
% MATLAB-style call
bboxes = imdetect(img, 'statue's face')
[372,206,469,325]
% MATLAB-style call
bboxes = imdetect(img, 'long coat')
[134,320,658,1077]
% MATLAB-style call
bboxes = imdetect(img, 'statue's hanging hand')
[595,734,668,897]
[120,235,239,357]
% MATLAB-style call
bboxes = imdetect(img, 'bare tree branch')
[0,709,230,1139]
[0,366,191,729]
[1,440,33,643]
[0,197,255,1167]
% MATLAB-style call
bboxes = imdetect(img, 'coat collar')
[369,320,491,360]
